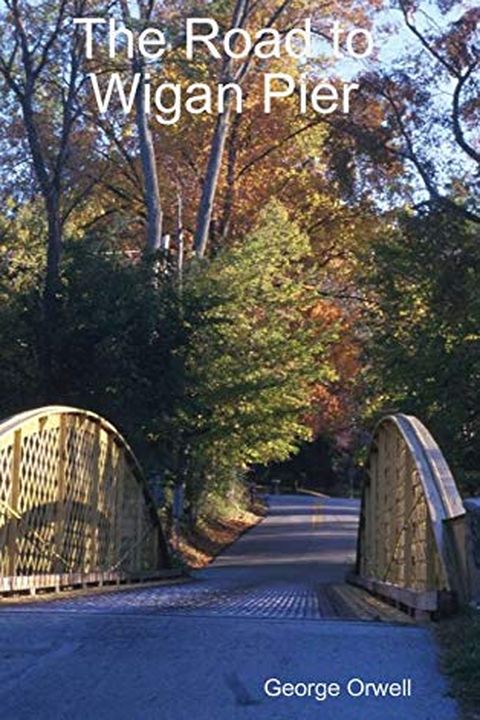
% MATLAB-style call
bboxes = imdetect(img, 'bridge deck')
[1,495,411,624]
[0,494,455,720]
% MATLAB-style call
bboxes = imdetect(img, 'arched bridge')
[352,414,478,617]
[0,406,478,617]
[0,406,169,595]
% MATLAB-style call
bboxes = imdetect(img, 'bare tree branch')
[452,60,480,165]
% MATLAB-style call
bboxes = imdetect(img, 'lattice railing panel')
[0,407,167,580]
[17,426,60,575]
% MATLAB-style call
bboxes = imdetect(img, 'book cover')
[0,1,478,718]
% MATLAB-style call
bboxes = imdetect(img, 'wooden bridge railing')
[352,414,468,617]
[0,406,169,595]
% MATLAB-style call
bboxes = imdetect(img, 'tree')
[323,1,479,222]
[192,0,382,256]
[118,0,164,252]
[360,204,480,490]
[192,0,251,257]
[0,0,94,395]
[397,0,479,168]
[179,201,339,504]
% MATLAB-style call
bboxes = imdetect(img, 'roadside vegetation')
[437,610,480,720]
[175,481,265,569]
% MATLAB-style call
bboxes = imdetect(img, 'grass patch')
[436,609,480,720]
[177,498,265,569]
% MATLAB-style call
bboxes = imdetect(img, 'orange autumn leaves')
[306,300,362,440]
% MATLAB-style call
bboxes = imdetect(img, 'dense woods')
[0,0,478,537]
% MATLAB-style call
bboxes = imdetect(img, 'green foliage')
[179,201,335,500]
[0,204,46,408]
[0,218,191,470]
[56,243,190,468]
[0,201,336,510]
[437,610,480,719]
[361,206,480,490]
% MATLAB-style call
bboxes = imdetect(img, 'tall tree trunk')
[194,110,233,258]
[176,189,184,286]
[135,60,163,253]
[20,96,63,400]
[42,190,62,401]
[119,0,163,253]
[1,2,86,399]
[219,111,242,243]
[194,0,250,258]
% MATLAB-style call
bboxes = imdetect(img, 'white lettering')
[285,19,312,58]
[224,27,252,58]
[89,72,139,114]
[346,28,373,58]
[264,678,282,697]
[108,18,134,60]
[139,28,167,60]
[73,18,105,59]
[264,73,295,112]
[186,19,220,60]
[154,83,182,125]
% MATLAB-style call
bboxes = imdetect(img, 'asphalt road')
[199,493,359,584]
[0,494,458,720]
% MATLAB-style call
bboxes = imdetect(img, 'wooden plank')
[134,488,144,570]
[87,421,101,572]
[375,428,386,577]
[54,415,67,573]
[7,430,22,577]
[0,568,183,598]
[366,456,376,576]
[0,407,169,580]
[114,452,125,569]
[404,452,414,588]
[101,433,115,568]
[348,572,440,612]
[334,584,415,624]
[362,415,467,596]
[426,518,437,590]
